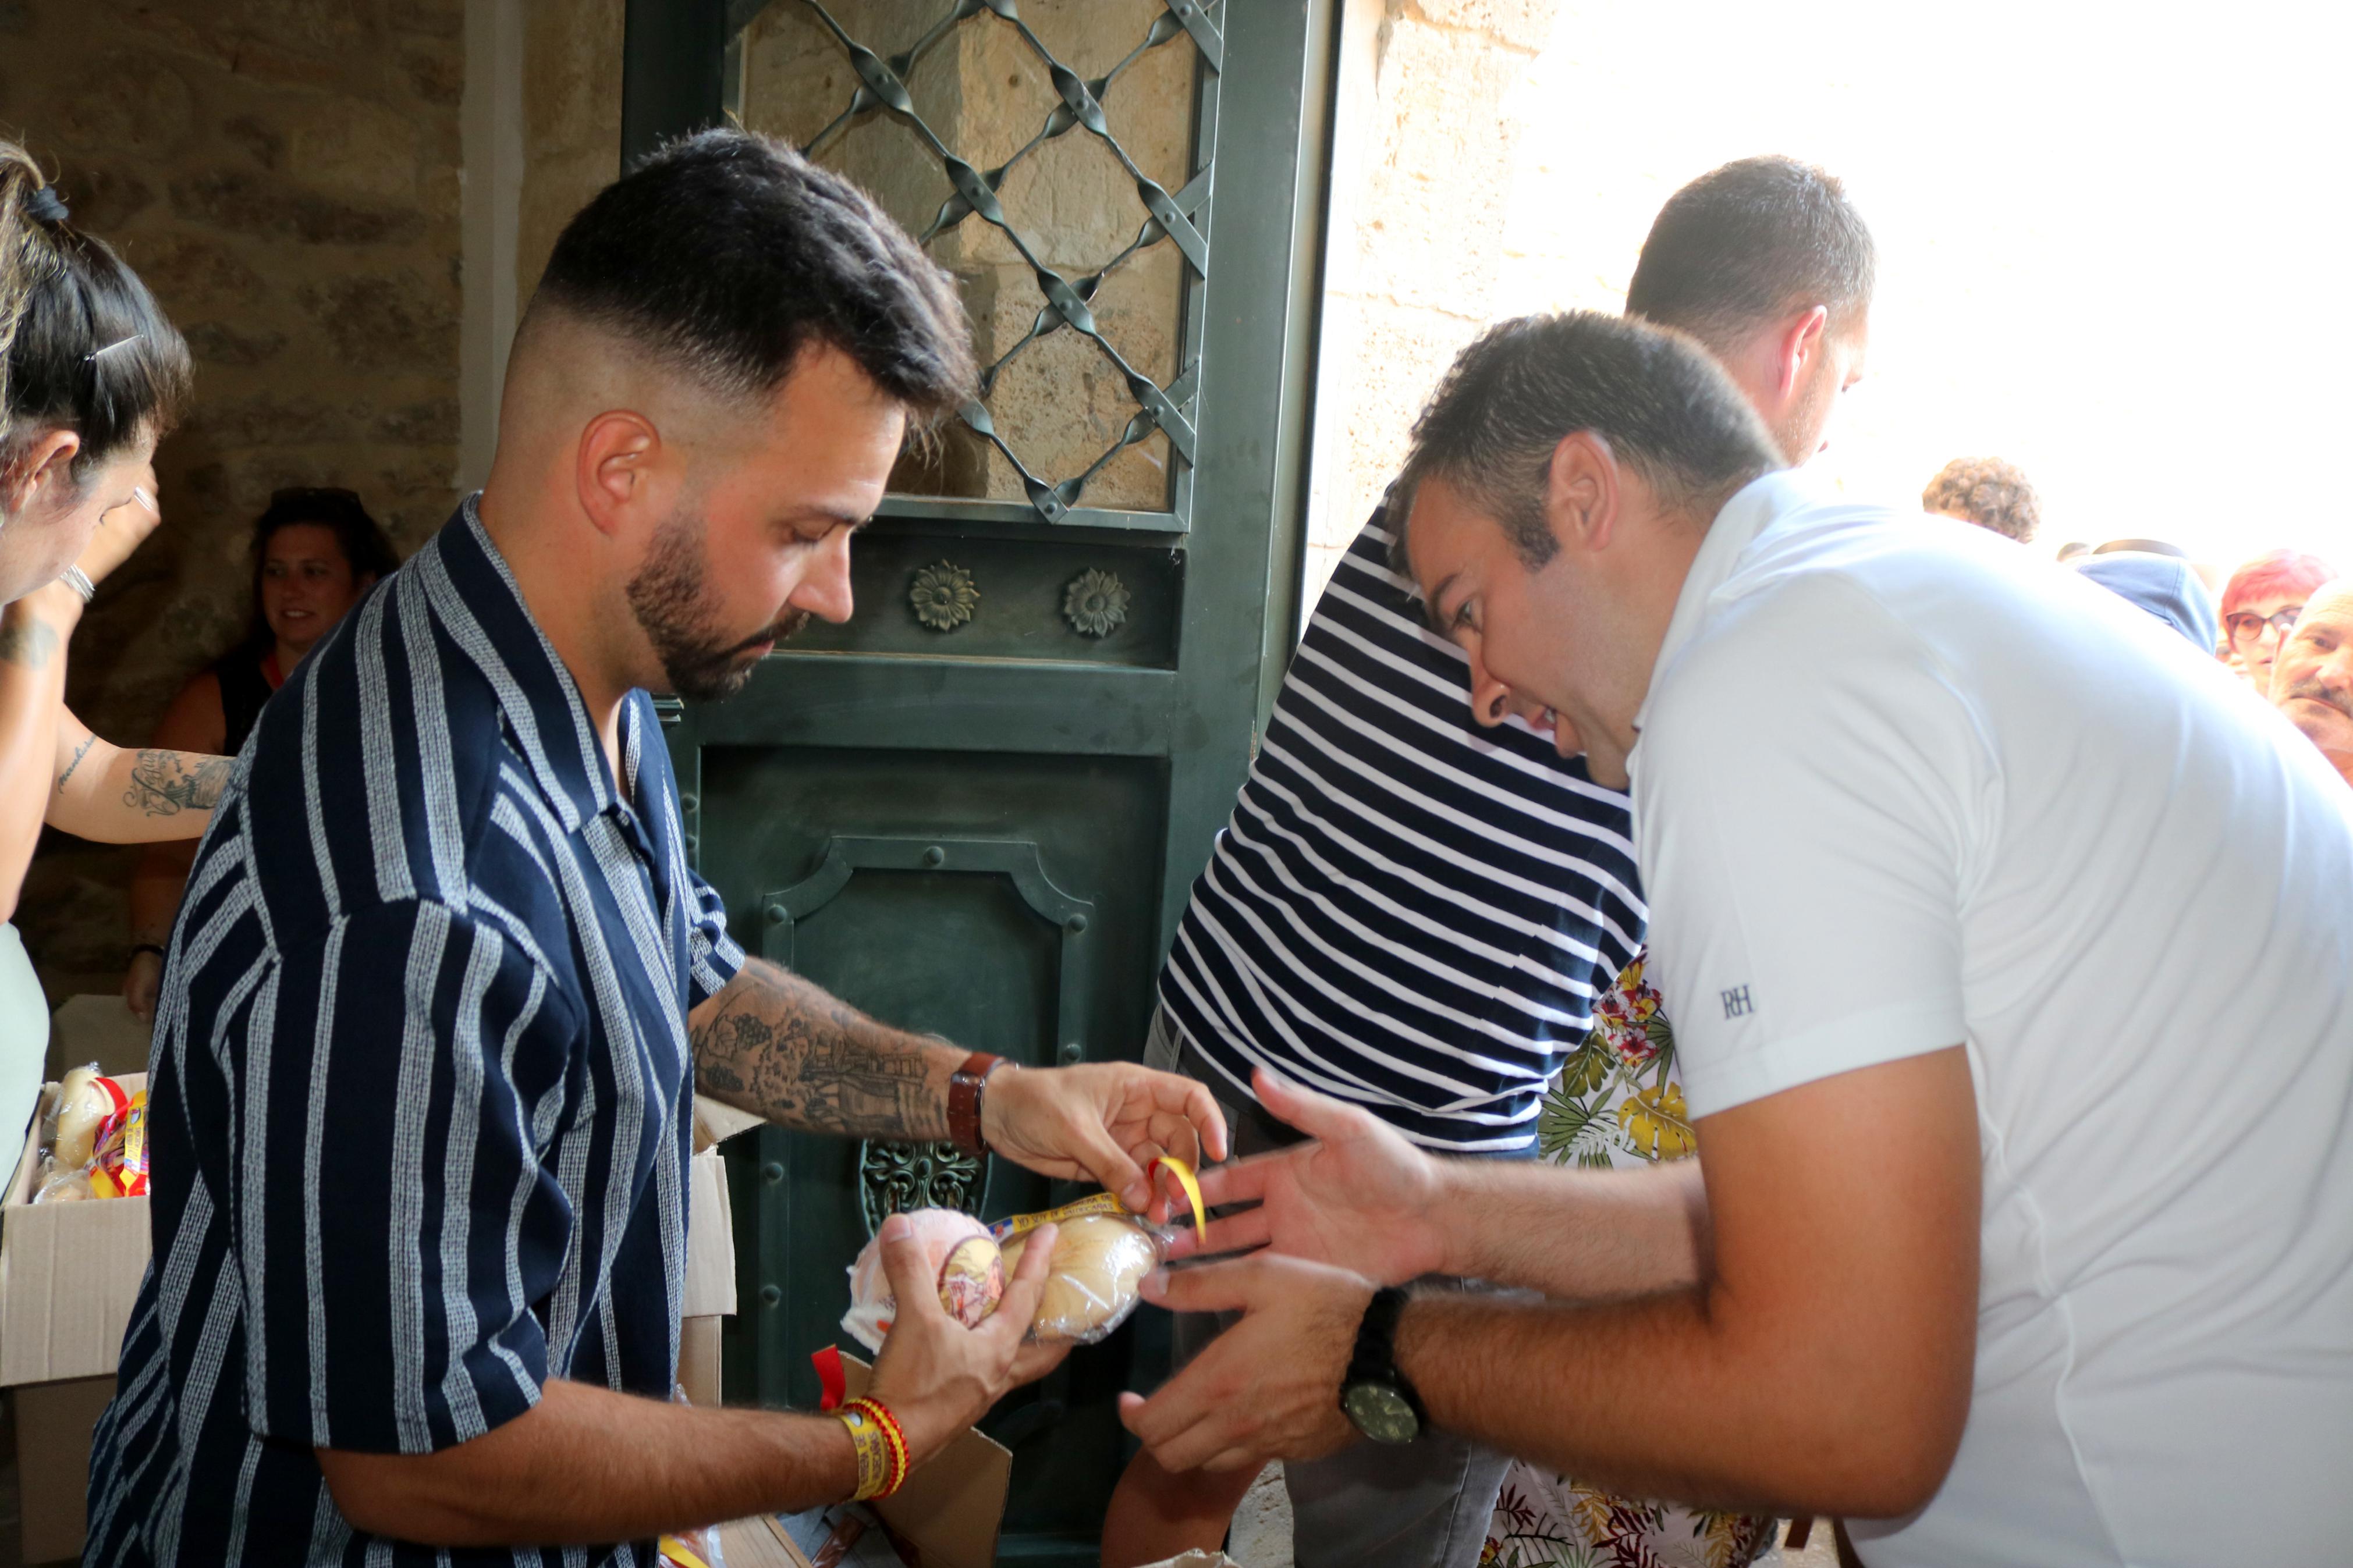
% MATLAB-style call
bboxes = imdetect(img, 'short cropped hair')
[1394,312,1782,572]
[1625,157,1876,353]
[529,129,974,426]
[1,143,192,478]
[1922,457,2040,543]
[2221,550,2338,618]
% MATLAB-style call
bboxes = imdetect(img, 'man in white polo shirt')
[1117,310,2353,1566]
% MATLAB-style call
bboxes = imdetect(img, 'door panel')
[626,2,1336,1557]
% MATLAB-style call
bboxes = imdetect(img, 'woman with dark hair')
[124,488,396,1018]
[0,143,228,1143]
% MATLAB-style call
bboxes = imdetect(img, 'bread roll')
[999,1212,1159,1341]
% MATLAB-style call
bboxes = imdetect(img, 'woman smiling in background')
[124,486,396,1020]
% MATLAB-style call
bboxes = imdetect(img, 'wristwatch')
[1339,1286,1425,1444]
[947,1051,1006,1158]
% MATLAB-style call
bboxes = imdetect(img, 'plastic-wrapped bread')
[995,1210,1162,1343]
[840,1208,1007,1353]
[48,1065,122,1171]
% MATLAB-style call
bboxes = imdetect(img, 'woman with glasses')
[2219,549,2337,692]
[124,488,397,1021]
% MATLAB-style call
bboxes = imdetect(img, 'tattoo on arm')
[123,750,232,817]
[0,618,58,669]
[55,733,97,792]
[692,959,953,1141]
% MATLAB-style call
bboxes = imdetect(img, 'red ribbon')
[812,1343,847,1412]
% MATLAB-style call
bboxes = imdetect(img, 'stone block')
[1405,0,1561,55]
[230,0,367,59]
[290,98,425,201]
[297,272,459,374]
[226,35,352,93]
[47,163,157,231]
[49,49,197,157]
[222,115,289,172]
[169,168,425,246]
[182,321,290,368]
[399,37,464,108]
[388,0,464,40]
[111,232,269,315]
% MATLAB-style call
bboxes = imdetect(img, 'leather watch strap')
[948,1051,1005,1158]
[1346,1285,1426,1419]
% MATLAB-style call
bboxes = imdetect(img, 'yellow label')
[986,1158,1208,1246]
[988,1190,1130,1241]
[1151,1155,1209,1245]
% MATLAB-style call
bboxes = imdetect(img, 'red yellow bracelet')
[836,1396,909,1501]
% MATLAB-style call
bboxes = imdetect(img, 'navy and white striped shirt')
[1159,507,1645,1150]
[87,499,744,1566]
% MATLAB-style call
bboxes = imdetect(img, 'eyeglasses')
[2226,606,2304,647]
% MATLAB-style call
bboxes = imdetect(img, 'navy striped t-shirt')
[1159,505,1646,1150]
[86,499,744,1566]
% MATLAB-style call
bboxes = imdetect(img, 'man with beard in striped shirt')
[1102,157,1875,1568]
[86,131,1224,1567]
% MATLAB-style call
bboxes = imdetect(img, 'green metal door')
[620,2,1336,1558]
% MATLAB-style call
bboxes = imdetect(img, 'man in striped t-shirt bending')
[86,132,1225,1568]
[1104,158,1876,1568]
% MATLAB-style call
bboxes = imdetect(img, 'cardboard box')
[3,1073,150,1563]
[679,1141,736,1408]
[757,1353,1013,1568]
[1,1075,150,1388]
[0,1085,743,1562]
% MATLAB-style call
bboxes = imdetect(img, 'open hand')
[1117,1251,1371,1473]
[984,1061,1229,1212]
[865,1217,1069,1468]
[1166,1068,1447,1285]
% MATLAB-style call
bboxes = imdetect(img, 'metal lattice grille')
[735,0,1221,527]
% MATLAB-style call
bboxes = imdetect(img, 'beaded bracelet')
[836,1401,896,1501]
[843,1397,909,1498]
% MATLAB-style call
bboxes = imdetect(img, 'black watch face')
[1342,1381,1420,1444]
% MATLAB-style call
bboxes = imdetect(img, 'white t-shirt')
[1631,471,2353,1567]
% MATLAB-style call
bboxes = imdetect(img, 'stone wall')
[1301,0,1564,603]
[516,0,621,308]
[0,0,469,997]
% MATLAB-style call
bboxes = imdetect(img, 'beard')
[624,503,807,702]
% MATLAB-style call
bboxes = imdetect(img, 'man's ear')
[1545,430,1620,556]
[1774,305,1830,398]
[574,410,663,541]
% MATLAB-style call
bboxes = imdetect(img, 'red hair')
[2221,550,2337,617]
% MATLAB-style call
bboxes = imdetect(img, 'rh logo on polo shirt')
[1720,985,1754,1019]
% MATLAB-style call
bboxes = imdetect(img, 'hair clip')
[85,335,143,364]
[24,186,69,225]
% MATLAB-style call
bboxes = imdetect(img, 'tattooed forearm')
[691,958,955,1141]
[55,733,97,791]
[0,617,58,669]
[123,749,232,816]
